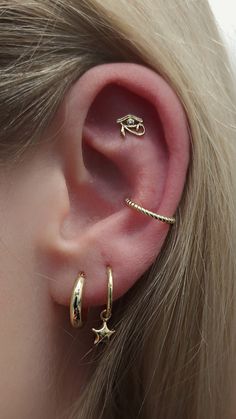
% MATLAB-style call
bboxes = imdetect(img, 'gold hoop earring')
[125,198,176,225]
[92,266,116,345]
[116,114,145,137]
[70,272,85,328]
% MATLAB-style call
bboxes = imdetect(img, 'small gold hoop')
[125,198,176,225]
[104,265,113,320]
[70,272,85,328]
[91,266,115,344]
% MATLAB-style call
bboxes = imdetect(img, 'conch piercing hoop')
[70,272,85,328]
[92,266,116,345]
[116,114,145,137]
[125,198,176,225]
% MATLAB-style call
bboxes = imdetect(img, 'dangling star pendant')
[92,318,115,345]
[92,267,116,345]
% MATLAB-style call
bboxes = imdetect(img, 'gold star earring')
[92,265,116,345]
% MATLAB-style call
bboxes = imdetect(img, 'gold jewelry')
[70,272,85,328]
[92,266,116,345]
[125,198,176,225]
[116,114,145,137]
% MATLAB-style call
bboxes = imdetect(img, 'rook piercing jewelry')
[92,265,116,345]
[116,114,145,137]
[70,272,86,328]
[125,198,176,225]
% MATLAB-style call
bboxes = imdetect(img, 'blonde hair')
[1,1,236,418]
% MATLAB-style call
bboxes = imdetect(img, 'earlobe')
[41,63,190,311]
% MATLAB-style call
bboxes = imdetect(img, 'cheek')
[0,227,50,417]
[0,160,63,417]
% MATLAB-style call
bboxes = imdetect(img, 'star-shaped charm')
[92,320,115,345]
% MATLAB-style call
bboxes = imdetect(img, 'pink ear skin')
[37,63,189,309]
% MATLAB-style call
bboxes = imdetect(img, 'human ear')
[38,62,190,308]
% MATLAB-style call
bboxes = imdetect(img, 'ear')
[39,63,190,308]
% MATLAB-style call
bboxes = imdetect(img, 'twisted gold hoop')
[125,198,176,225]
[70,272,85,328]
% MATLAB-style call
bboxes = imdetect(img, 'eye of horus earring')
[116,114,145,137]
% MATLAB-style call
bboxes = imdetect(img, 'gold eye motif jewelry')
[116,114,145,137]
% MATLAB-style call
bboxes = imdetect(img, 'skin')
[0,63,189,418]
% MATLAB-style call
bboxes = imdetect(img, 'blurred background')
[209,0,236,70]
